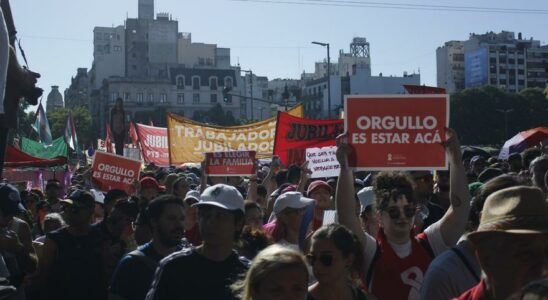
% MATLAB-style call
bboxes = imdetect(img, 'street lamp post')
[241,69,253,120]
[312,41,331,119]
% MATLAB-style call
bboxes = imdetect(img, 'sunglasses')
[384,205,416,219]
[306,253,333,267]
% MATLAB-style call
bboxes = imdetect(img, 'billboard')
[465,47,488,88]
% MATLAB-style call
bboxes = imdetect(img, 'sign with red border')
[344,95,449,170]
[91,151,141,193]
[204,151,257,176]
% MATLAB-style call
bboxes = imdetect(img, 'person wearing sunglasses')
[307,224,376,300]
[335,128,470,300]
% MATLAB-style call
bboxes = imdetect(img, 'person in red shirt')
[307,180,333,231]
[454,186,548,300]
[335,128,470,300]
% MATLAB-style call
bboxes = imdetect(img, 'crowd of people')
[0,128,545,300]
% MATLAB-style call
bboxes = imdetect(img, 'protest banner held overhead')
[273,112,344,165]
[345,95,449,170]
[167,104,303,164]
[306,146,340,178]
[134,123,169,167]
[204,151,257,176]
[91,151,141,193]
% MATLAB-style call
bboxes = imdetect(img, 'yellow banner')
[168,104,303,164]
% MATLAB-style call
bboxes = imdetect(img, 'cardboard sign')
[274,112,343,166]
[345,95,449,170]
[91,151,141,193]
[306,146,340,178]
[167,105,303,164]
[205,151,257,176]
[135,123,169,166]
[322,210,337,226]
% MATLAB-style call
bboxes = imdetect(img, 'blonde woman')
[234,244,309,300]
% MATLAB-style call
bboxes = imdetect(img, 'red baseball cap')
[140,177,165,192]
[307,180,332,196]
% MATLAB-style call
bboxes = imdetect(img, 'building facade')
[46,86,64,113]
[436,41,465,93]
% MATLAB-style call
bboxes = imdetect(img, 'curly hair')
[372,171,416,210]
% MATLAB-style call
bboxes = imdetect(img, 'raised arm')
[438,128,470,246]
[335,134,369,250]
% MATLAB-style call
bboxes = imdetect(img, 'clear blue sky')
[11,0,548,100]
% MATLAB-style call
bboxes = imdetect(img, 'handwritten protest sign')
[305,146,340,178]
[345,95,449,170]
[205,151,257,176]
[91,151,141,193]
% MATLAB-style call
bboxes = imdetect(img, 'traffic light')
[222,86,232,103]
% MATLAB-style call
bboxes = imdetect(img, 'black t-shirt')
[110,241,188,300]
[146,248,249,300]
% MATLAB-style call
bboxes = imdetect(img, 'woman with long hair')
[307,224,376,300]
[233,244,309,300]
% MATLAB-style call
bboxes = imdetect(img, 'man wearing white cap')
[357,186,379,237]
[146,184,248,300]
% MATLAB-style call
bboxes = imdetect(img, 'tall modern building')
[437,31,548,93]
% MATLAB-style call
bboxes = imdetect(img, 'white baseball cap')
[184,190,200,203]
[357,186,376,212]
[273,192,314,215]
[193,184,245,213]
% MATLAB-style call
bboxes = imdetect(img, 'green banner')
[21,136,68,159]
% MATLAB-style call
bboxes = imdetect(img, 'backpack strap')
[416,235,435,259]
[128,249,158,273]
[451,247,481,282]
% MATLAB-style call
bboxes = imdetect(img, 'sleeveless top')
[367,229,433,300]
[46,227,106,300]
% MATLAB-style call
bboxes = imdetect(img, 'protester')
[470,155,487,176]
[134,177,165,245]
[335,128,470,299]
[356,186,379,237]
[455,186,548,300]
[183,189,201,246]
[507,153,523,173]
[263,191,313,250]
[109,195,188,300]
[522,147,542,171]
[421,174,523,300]
[110,97,126,156]
[307,224,375,300]
[307,180,333,231]
[409,170,445,230]
[170,175,190,199]
[0,183,38,299]
[237,226,274,260]
[146,184,249,300]
[44,180,63,213]
[39,189,107,300]
[529,155,548,195]
[232,244,309,300]
[244,200,264,230]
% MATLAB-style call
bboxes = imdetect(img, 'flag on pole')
[128,122,139,146]
[105,124,114,154]
[64,112,79,153]
[32,103,53,147]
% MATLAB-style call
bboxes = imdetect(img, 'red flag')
[129,122,139,146]
[105,124,114,154]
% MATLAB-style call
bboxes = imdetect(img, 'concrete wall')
[93,26,125,88]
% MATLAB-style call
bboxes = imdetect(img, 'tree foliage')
[450,86,548,145]
[191,103,239,126]
[47,107,93,146]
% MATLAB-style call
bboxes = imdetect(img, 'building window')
[160,93,167,103]
[210,77,218,90]
[177,93,184,104]
[113,46,121,52]
[137,93,143,103]
[104,33,110,39]
[210,94,217,103]
[148,93,154,102]
[193,93,200,104]
[177,76,185,89]
[224,77,233,88]
[192,77,200,90]
[124,92,130,101]
[110,92,118,102]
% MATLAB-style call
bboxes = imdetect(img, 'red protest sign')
[91,151,141,193]
[205,151,257,176]
[345,95,449,170]
[135,123,169,166]
[273,112,344,166]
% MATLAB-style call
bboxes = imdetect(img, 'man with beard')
[109,195,188,300]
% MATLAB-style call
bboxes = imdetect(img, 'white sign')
[306,146,340,178]
[322,210,337,226]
